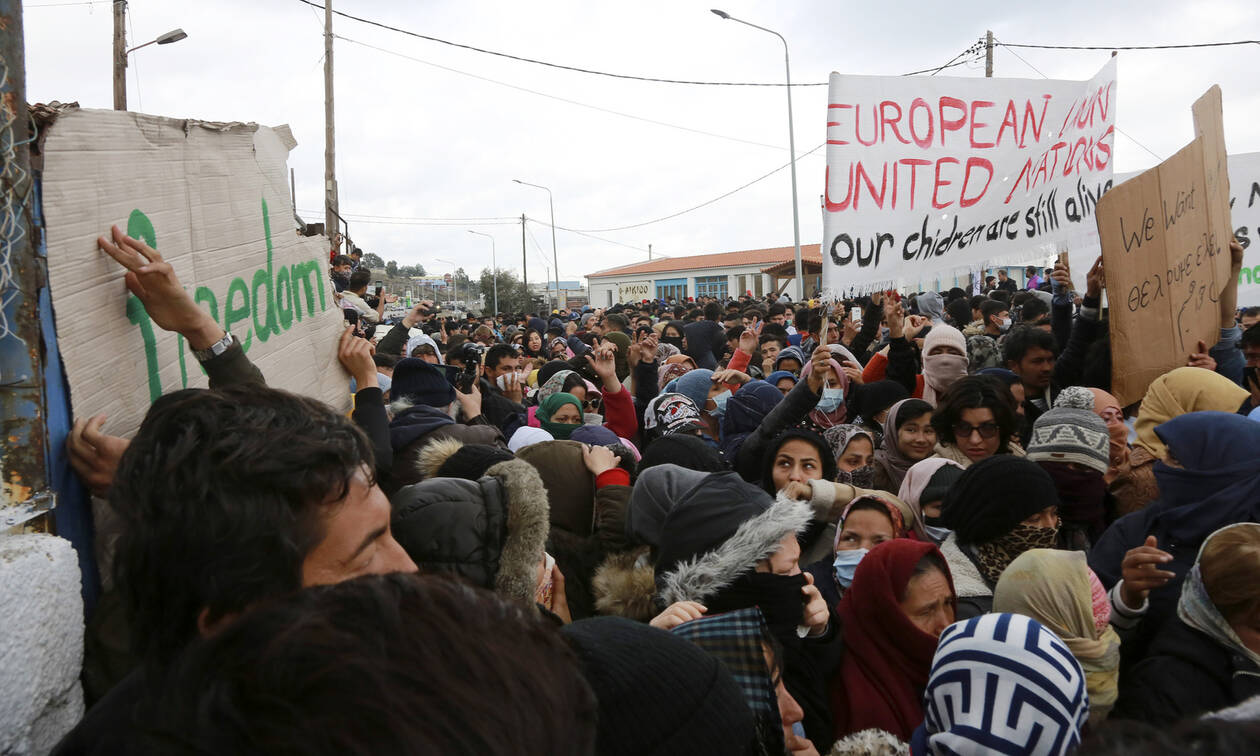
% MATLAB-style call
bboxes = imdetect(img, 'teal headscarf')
[538,392,584,440]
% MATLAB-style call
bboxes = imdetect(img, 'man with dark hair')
[1019,296,1051,329]
[330,254,354,292]
[1025,265,1042,291]
[965,300,1012,372]
[483,343,522,382]
[602,312,630,335]
[1242,323,1260,401]
[135,574,597,755]
[1241,306,1260,331]
[995,268,1018,294]
[767,302,787,326]
[348,246,363,270]
[341,268,383,326]
[683,301,726,370]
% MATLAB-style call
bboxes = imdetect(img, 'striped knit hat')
[1025,388,1110,474]
[919,613,1089,755]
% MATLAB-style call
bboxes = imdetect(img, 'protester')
[1112,523,1260,723]
[821,424,876,487]
[897,458,964,544]
[871,398,936,493]
[914,613,1089,755]
[993,549,1121,726]
[830,540,955,742]
[930,376,1024,466]
[1025,387,1113,550]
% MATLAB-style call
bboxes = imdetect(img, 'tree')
[361,252,385,269]
[476,267,534,315]
[385,259,399,278]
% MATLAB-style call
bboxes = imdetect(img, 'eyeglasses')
[952,421,1000,440]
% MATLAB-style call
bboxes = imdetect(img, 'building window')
[655,278,688,303]
[695,275,728,299]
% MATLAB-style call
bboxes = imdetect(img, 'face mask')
[999,317,1012,331]
[836,465,875,489]
[924,524,952,544]
[707,389,732,417]
[816,386,845,414]
[705,572,809,646]
[331,270,350,286]
[661,335,684,348]
[832,548,868,590]
[376,372,393,395]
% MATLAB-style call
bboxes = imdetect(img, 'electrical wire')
[999,40,1259,51]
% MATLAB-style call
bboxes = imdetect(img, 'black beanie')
[391,358,456,408]
[851,380,910,425]
[920,463,965,505]
[561,617,753,756]
[537,359,571,387]
[940,456,1060,544]
[435,444,515,481]
[639,434,727,474]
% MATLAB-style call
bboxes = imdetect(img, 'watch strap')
[193,332,234,363]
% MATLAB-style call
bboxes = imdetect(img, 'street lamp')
[711,9,804,301]
[113,15,189,111]
[468,230,498,315]
[513,179,561,313]
[436,258,458,311]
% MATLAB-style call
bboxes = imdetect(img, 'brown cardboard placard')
[42,109,348,438]
[1096,119,1229,405]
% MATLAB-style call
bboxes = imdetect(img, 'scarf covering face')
[920,613,1089,756]
[831,539,954,741]
[1134,367,1248,458]
[799,357,850,428]
[704,571,810,650]
[822,424,874,467]
[873,399,926,493]
[920,325,969,405]
[671,608,785,756]
[1087,387,1130,479]
[537,392,583,440]
[993,549,1121,725]
[1177,523,1260,670]
[655,342,681,362]
[1038,461,1108,542]
[973,522,1059,586]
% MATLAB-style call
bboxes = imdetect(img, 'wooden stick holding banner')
[1095,86,1232,406]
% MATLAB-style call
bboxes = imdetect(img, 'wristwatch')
[193,332,235,363]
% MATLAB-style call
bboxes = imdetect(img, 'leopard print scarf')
[973,523,1059,586]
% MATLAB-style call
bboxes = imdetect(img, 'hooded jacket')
[387,401,506,493]
[390,458,549,608]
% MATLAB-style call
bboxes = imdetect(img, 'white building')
[586,244,823,307]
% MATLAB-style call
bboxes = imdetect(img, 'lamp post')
[112,9,187,111]
[436,258,458,311]
[468,230,498,315]
[711,9,804,301]
[513,179,561,313]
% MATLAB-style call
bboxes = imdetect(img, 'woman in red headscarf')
[829,539,956,742]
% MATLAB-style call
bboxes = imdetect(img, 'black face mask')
[661,335,685,349]
[705,571,808,647]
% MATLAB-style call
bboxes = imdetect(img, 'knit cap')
[1025,389,1110,474]
[940,456,1060,545]
[390,358,455,408]
[674,369,715,415]
[434,444,515,481]
[561,617,753,756]
[920,463,965,505]
[923,323,967,356]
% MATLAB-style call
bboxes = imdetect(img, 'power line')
[996,41,1164,163]
[567,142,826,233]
[527,216,651,254]
[999,40,1259,51]
[336,35,796,154]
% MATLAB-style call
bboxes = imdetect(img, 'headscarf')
[873,399,931,493]
[602,331,632,381]
[920,325,969,406]
[764,370,798,390]
[830,540,954,741]
[404,331,444,363]
[800,354,850,429]
[1134,366,1248,458]
[836,493,928,545]
[658,361,693,392]
[760,428,839,496]
[821,424,874,479]
[537,392,583,440]
[916,291,945,325]
[918,614,1088,756]
[548,336,572,359]
[1177,523,1260,670]
[898,458,965,517]
[538,369,578,403]
[993,549,1121,725]
[655,342,681,362]
[1087,387,1130,481]
[671,608,784,755]
[774,345,807,373]
[719,380,784,461]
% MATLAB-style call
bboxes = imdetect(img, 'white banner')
[822,60,1117,294]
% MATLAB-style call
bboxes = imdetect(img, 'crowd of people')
[56,224,1260,754]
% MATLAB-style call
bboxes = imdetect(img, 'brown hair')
[1200,523,1260,625]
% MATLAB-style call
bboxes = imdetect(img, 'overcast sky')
[23,0,1260,284]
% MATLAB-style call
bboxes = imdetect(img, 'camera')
[452,341,485,394]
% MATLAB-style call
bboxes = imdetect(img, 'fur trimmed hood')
[938,531,991,599]
[416,436,465,480]
[656,492,813,607]
[592,547,657,622]
[390,458,550,607]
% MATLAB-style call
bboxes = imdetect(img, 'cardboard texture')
[1096,88,1232,406]
[42,108,347,438]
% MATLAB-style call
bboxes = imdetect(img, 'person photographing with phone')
[339,269,386,328]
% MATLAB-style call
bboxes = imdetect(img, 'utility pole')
[112,0,126,110]
[984,30,994,78]
[520,214,528,311]
[324,0,339,253]
[648,243,652,261]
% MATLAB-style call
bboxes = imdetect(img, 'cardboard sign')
[42,108,348,438]
[1095,87,1232,406]
[617,281,652,301]
[1225,153,1260,306]
[822,60,1116,294]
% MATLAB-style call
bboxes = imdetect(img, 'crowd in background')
[55,225,1260,755]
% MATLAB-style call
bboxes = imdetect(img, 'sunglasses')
[952,421,1000,440]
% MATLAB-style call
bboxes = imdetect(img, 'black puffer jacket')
[1112,616,1260,724]
[390,458,550,607]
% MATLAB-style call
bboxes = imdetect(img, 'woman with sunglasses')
[928,376,1024,468]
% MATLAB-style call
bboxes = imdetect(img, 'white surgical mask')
[707,389,732,417]
[816,386,845,413]
[832,548,869,589]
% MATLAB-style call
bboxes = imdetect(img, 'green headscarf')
[538,392,584,440]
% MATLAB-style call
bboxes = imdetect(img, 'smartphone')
[375,280,384,296]
[850,306,862,323]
